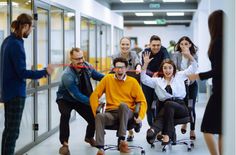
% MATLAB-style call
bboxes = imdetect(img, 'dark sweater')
[0,33,47,102]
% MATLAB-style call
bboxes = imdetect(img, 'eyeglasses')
[71,57,83,61]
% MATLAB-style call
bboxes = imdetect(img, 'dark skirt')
[201,94,222,134]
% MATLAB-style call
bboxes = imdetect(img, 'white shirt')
[141,60,198,101]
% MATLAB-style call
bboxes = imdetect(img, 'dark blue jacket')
[56,62,104,105]
[141,46,170,76]
[0,33,47,102]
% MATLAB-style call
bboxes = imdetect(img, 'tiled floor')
[25,93,211,155]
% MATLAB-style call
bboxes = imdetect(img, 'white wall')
[41,0,123,48]
[124,26,192,48]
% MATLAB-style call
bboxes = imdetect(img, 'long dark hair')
[175,36,198,55]
[208,10,223,56]
[11,13,33,38]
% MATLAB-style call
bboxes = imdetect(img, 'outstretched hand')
[188,73,199,81]
[142,52,153,70]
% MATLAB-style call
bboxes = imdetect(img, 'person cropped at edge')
[56,47,104,155]
[141,49,197,145]
[90,57,147,155]
[188,10,223,155]
[140,35,170,127]
[172,36,198,140]
[111,37,141,141]
[0,13,54,155]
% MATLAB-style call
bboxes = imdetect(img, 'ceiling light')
[167,12,185,16]
[135,13,153,16]
[0,2,18,6]
[163,0,185,2]
[144,21,157,24]
[120,0,144,3]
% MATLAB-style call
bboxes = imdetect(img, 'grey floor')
[25,93,211,155]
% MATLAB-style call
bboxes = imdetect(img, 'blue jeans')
[1,97,25,155]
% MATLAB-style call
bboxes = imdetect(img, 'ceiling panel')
[95,0,200,26]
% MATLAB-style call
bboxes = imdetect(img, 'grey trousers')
[95,103,134,146]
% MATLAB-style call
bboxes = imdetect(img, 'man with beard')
[0,13,55,155]
[56,47,104,155]
[90,57,147,155]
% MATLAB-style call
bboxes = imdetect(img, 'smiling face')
[114,62,127,80]
[150,40,161,54]
[162,63,174,78]
[120,38,131,55]
[70,50,84,68]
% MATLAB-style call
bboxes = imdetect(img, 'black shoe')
[134,123,142,133]
[146,128,156,144]
[127,135,134,142]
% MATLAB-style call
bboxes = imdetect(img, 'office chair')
[96,102,145,155]
[148,81,194,152]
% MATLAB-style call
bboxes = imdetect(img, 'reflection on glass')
[15,94,34,151]
[12,0,34,89]
[50,87,60,129]
[37,90,48,135]
[64,11,75,64]
[37,8,49,86]
[51,6,63,83]
[81,17,89,61]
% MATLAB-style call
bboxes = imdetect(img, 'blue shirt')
[56,62,104,105]
[0,33,47,102]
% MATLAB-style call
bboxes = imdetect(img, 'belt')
[164,97,184,103]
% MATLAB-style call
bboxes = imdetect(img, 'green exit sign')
[149,3,160,9]
[156,19,166,25]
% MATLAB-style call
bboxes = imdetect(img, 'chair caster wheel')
[187,148,192,152]
[162,148,166,152]
[141,150,145,155]
[190,143,194,147]
[151,144,155,148]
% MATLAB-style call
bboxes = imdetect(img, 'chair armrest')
[134,103,141,118]
[96,102,105,114]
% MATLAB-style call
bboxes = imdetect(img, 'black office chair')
[96,102,145,155]
[148,81,194,152]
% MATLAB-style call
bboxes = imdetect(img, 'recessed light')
[144,21,157,24]
[163,0,185,2]
[120,0,144,3]
[135,13,153,16]
[167,12,185,16]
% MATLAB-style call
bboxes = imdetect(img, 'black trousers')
[57,100,95,144]
[152,100,189,137]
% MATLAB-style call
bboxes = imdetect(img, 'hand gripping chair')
[96,102,145,155]
[148,81,194,152]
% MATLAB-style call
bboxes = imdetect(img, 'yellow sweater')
[90,74,147,119]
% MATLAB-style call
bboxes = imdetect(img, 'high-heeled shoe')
[190,130,196,140]
[161,135,171,145]
[181,124,187,134]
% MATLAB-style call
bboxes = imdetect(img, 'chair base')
[103,144,146,155]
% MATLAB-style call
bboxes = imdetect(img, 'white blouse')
[141,60,198,101]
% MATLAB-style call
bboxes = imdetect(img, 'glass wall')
[0,1,75,154]
[113,27,123,55]
[0,0,8,149]
[50,6,63,83]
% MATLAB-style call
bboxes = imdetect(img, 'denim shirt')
[56,61,104,105]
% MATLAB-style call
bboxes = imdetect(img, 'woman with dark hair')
[141,49,197,145]
[172,36,198,140]
[188,10,223,155]
[0,13,54,155]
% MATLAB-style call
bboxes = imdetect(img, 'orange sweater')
[90,74,147,119]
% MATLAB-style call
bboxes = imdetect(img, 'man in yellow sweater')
[90,57,147,155]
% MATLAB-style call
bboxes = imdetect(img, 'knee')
[164,101,173,108]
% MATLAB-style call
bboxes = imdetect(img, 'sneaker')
[59,145,70,155]
[134,122,142,133]
[96,149,105,155]
[85,137,96,147]
[119,140,131,153]
[126,135,134,142]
